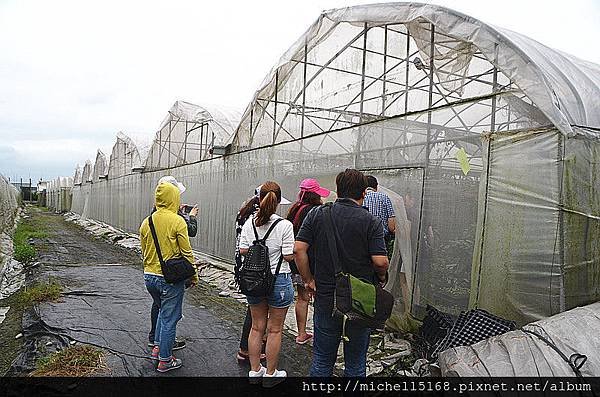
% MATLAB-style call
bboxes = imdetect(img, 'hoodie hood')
[155,182,180,213]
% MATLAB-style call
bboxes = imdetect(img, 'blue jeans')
[144,274,185,361]
[246,273,294,308]
[309,306,371,377]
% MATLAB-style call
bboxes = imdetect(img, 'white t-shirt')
[239,214,294,274]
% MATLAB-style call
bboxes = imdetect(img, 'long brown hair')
[255,181,282,227]
[286,191,322,231]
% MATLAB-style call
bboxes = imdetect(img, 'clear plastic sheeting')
[438,301,600,376]
[231,2,599,150]
[92,150,108,182]
[68,3,600,325]
[0,174,19,234]
[81,160,92,183]
[108,132,145,178]
[145,101,241,170]
[73,165,82,185]
[0,173,19,281]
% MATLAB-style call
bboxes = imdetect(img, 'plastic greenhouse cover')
[160,101,241,142]
[438,301,600,376]
[92,150,108,181]
[233,2,600,144]
[73,165,82,185]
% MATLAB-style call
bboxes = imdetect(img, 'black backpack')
[239,218,283,297]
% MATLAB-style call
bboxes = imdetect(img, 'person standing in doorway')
[364,175,396,258]
[294,169,389,377]
[286,178,330,345]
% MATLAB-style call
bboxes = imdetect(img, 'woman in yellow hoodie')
[139,182,198,372]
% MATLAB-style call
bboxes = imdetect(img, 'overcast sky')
[1,0,598,182]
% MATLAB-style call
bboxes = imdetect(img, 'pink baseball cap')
[299,178,330,198]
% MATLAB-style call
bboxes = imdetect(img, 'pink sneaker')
[295,333,313,345]
[150,346,159,361]
[156,356,182,372]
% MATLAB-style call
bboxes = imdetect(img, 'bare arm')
[294,241,315,292]
[387,217,396,234]
[371,255,389,283]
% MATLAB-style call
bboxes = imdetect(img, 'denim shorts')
[246,273,294,308]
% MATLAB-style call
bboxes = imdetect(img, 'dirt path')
[10,209,312,377]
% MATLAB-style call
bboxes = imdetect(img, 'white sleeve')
[280,220,295,256]
[239,218,253,249]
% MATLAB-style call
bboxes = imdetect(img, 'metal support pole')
[490,44,498,133]
[273,70,279,144]
[426,24,435,166]
[356,23,368,168]
[382,25,388,117]
[301,41,308,138]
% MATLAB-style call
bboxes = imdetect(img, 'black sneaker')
[172,339,186,351]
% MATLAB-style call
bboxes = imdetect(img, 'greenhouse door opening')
[361,167,424,318]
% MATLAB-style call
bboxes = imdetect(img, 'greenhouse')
[92,150,108,182]
[69,3,600,325]
[46,176,73,213]
[144,101,242,170]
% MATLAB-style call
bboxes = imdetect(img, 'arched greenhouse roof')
[73,164,82,185]
[108,132,145,178]
[92,149,108,182]
[145,100,241,170]
[81,160,93,183]
[232,2,600,148]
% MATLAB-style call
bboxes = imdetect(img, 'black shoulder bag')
[148,214,197,284]
[321,204,394,340]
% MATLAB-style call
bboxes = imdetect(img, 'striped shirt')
[364,189,395,236]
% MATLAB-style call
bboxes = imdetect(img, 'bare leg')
[295,285,310,337]
[248,302,268,372]
[265,306,289,375]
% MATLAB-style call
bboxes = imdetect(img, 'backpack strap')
[273,250,284,276]
[148,214,166,268]
[321,204,344,275]
[252,217,283,243]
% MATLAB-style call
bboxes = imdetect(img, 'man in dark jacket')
[294,169,389,377]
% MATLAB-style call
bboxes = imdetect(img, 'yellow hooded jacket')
[139,182,197,283]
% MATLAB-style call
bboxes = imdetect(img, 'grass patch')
[13,219,48,263]
[0,295,25,375]
[32,345,106,377]
[16,279,63,309]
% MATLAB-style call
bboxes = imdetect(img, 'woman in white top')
[239,181,294,383]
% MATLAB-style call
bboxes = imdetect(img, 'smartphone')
[182,204,193,214]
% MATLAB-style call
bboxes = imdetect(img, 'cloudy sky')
[1,0,598,182]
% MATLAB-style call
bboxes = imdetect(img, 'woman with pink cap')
[286,178,330,345]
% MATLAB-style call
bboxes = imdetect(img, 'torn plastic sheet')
[0,259,25,300]
[438,301,600,376]
[0,306,9,326]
